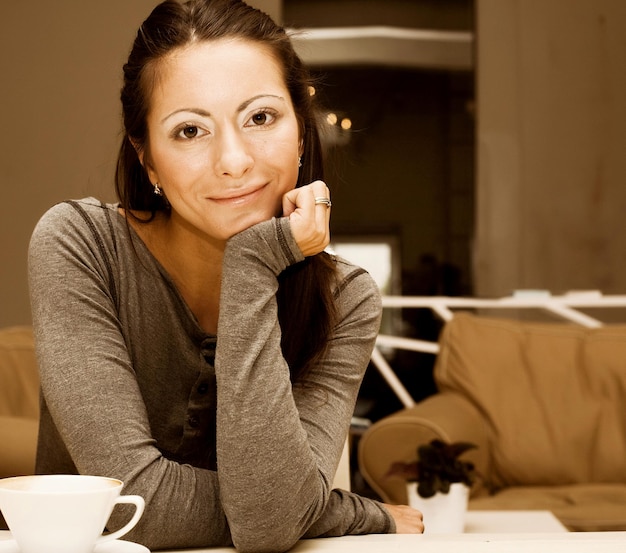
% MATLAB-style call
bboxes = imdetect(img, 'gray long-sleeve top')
[28,198,392,552]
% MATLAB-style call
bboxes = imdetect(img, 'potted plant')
[386,439,477,533]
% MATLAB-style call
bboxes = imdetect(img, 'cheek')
[261,134,300,175]
[274,156,299,194]
[149,145,208,185]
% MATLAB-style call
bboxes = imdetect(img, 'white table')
[4,523,624,553]
[464,510,568,533]
[177,532,626,552]
[161,532,626,552]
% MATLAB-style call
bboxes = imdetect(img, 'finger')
[312,182,331,224]
[282,187,305,217]
[282,193,296,217]
[313,183,331,243]
[283,181,317,215]
[312,181,330,206]
[313,181,331,208]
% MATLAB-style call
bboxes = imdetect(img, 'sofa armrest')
[0,326,39,419]
[0,415,38,478]
[358,392,490,504]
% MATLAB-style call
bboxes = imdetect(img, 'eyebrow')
[237,94,286,111]
[161,94,286,124]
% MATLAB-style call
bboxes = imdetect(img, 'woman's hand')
[282,180,331,257]
[383,503,425,534]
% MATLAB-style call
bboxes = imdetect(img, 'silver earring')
[153,182,163,196]
[298,157,302,168]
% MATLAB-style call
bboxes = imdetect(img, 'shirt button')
[197,382,209,395]
[188,415,199,428]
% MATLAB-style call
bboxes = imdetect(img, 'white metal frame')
[371,292,626,409]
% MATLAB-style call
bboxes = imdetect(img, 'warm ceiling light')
[340,118,352,130]
[326,112,338,125]
[308,85,316,96]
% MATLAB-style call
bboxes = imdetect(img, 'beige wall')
[1,1,158,326]
[475,0,626,296]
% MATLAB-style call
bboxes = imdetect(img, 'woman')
[28,0,423,550]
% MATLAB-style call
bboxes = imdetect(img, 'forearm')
[215,218,389,552]
[215,218,322,552]
[302,490,395,538]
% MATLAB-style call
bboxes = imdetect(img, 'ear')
[130,137,158,184]
[129,137,145,166]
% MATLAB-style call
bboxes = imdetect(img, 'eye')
[173,124,208,141]
[180,125,199,139]
[246,109,277,127]
[252,113,267,125]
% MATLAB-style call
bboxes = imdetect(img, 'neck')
[128,210,225,334]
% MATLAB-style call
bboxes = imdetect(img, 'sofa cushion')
[0,326,39,418]
[434,313,626,489]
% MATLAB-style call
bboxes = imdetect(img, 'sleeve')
[28,203,231,550]
[215,217,392,553]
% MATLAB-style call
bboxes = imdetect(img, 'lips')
[210,184,267,205]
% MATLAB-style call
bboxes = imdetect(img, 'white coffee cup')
[0,474,145,553]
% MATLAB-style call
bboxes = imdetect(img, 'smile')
[210,184,267,206]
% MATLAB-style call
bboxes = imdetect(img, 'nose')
[214,126,253,180]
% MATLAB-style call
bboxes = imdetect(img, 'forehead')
[147,39,288,112]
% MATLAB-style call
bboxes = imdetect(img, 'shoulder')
[29,198,123,262]
[33,197,115,230]
[332,255,379,296]
[329,254,382,323]
[31,198,118,242]
[331,254,380,297]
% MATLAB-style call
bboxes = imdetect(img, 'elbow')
[228,472,329,552]
[232,529,300,553]
[230,498,323,553]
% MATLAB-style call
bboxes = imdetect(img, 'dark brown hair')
[115,0,337,380]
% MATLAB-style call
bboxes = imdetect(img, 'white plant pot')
[406,481,469,534]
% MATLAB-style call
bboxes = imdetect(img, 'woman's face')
[142,39,301,242]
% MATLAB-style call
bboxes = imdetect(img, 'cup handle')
[97,495,145,544]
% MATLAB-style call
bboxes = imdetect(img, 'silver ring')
[314,197,332,208]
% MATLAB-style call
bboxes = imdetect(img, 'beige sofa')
[358,313,626,531]
[0,326,39,479]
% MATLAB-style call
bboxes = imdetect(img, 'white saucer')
[0,538,149,553]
